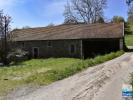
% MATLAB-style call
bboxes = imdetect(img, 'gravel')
[5,53,133,100]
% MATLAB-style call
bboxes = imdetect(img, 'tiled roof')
[12,23,124,41]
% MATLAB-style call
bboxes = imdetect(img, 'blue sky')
[0,0,128,29]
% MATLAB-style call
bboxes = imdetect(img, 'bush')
[7,49,29,64]
[0,50,5,62]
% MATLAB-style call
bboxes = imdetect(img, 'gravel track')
[6,53,133,100]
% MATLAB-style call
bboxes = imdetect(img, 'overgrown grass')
[0,50,124,96]
[125,35,133,46]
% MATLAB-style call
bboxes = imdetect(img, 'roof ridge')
[13,22,118,31]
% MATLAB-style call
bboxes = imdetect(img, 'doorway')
[33,47,39,58]
[83,39,119,58]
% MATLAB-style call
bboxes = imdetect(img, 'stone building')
[12,23,124,58]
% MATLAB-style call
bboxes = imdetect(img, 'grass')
[0,50,124,96]
[130,73,133,99]
[125,35,133,46]
[131,73,133,86]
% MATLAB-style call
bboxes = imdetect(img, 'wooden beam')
[80,40,84,59]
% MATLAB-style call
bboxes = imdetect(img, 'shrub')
[7,49,29,64]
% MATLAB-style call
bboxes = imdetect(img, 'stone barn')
[12,23,124,58]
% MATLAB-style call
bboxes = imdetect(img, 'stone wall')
[15,40,82,58]
[14,38,124,59]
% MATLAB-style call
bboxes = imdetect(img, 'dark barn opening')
[33,47,39,58]
[83,39,120,58]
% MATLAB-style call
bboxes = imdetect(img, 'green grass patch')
[125,35,133,46]
[0,51,124,96]
[130,73,133,99]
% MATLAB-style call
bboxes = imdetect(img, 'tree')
[127,16,133,33]
[126,0,133,5]
[0,10,11,65]
[127,1,133,33]
[47,23,55,27]
[97,17,105,23]
[22,26,30,29]
[63,1,78,24]
[63,0,107,24]
[112,16,125,23]
[128,5,133,16]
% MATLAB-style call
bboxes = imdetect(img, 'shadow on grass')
[125,46,133,52]
[0,59,30,67]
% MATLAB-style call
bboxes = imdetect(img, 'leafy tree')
[97,17,105,23]
[63,0,107,24]
[127,16,133,33]
[124,22,132,34]
[112,16,125,23]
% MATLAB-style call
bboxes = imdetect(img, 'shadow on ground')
[126,46,133,52]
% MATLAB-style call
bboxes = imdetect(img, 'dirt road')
[6,53,133,100]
